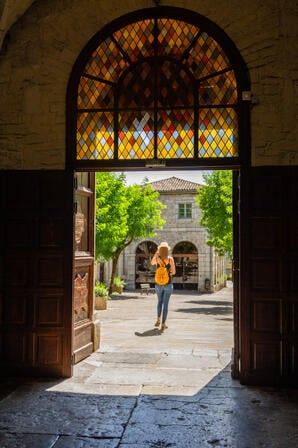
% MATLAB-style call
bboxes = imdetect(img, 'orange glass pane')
[78,77,114,109]
[199,70,237,106]
[187,32,230,80]
[84,37,128,83]
[157,18,199,58]
[113,20,155,62]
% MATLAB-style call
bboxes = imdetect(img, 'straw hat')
[158,241,171,250]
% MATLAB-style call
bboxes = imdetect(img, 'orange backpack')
[155,258,170,285]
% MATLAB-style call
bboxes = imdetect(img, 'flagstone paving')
[0,285,297,447]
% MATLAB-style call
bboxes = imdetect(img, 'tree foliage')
[196,170,233,257]
[95,172,165,292]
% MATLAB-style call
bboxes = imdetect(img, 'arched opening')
[67,6,250,379]
[172,241,198,290]
[135,240,157,288]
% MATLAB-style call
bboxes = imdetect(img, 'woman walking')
[151,242,176,331]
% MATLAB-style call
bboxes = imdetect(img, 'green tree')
[196,170,233,257]
[95,172,165,293]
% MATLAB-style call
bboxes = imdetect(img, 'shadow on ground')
[0,366,297,447]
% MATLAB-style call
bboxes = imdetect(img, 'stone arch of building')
[135,240,157,287]
[172,241,198,290]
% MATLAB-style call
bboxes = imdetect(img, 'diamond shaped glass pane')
[157,109,194,159]
[119,62,154,108]
[157,18,198,58]
[113,19,155,62]
[199,70,237,105]
[77,112,114,160]
[187,32,230,80]
[198,108,238,157]
[84,37,128,83]
[157,61,194,108]
[78,77,114,109]
[118,111,154,160]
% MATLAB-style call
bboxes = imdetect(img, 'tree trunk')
[109,251,121,294]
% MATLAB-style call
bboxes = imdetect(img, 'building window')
[178,203,192,219]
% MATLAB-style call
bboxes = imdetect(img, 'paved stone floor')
[0,285,297,447]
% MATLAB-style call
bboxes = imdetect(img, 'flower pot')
[95,296,107,310]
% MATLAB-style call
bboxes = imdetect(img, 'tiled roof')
[150,176,201,192]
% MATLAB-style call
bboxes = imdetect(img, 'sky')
[116,170,211,185]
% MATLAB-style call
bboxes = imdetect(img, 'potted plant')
[94,281,109,310]
[111,276,126,294]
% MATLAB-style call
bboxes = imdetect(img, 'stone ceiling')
[0,0,36,48]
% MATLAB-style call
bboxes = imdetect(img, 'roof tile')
[150,176,201,192]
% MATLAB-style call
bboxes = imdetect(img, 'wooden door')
[0,171,73,377]
[239,166,298,386]
[73,172,95,363]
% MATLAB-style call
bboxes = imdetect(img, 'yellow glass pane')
[157,110,194,159]
[198,108,238,157]
[118,111,154,160]
[76,112,114,160]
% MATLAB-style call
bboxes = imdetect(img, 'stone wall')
[124,189,225,292]
[0,0,296,169]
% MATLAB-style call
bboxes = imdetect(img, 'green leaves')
[95,172,165,291]
[196,170,233,257]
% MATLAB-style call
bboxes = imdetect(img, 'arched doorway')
[67,6,249,379]
[135,241,157,288]
[172,241,198,290]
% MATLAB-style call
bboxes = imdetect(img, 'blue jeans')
[155,283,173,323]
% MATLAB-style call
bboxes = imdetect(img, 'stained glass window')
[76,15,239,162]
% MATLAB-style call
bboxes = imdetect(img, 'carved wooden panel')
[74,273,89,323]
[73,172,95,364]
[73,257,94,363]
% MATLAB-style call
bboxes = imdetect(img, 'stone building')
[0,1,297,386]
[124,176,226,292]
